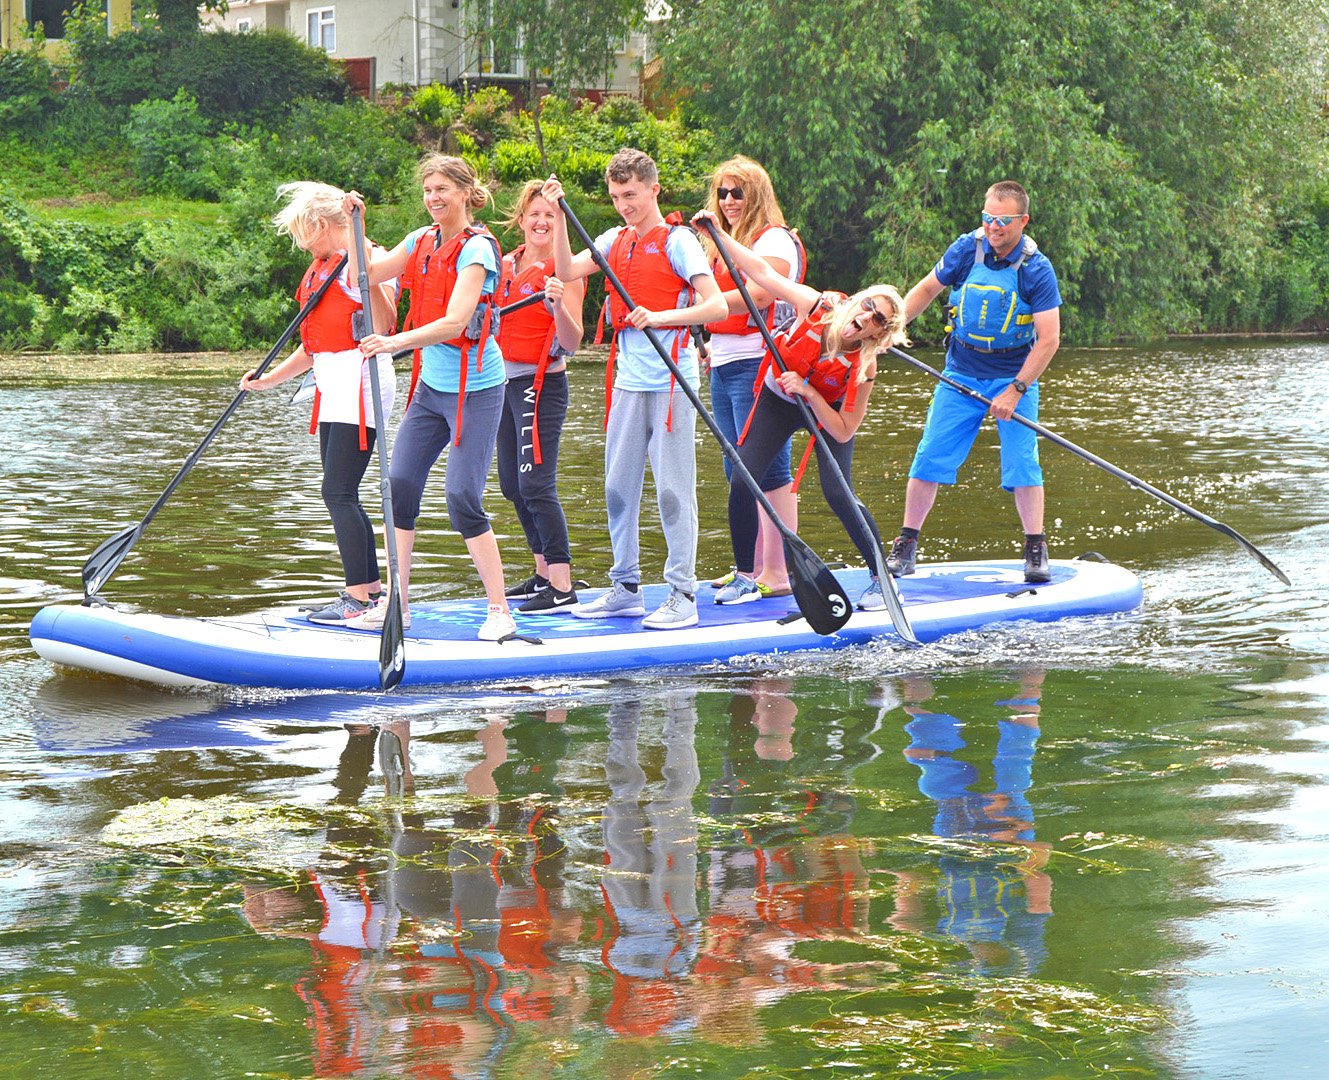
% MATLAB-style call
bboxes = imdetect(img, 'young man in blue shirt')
[888,181,1062,582]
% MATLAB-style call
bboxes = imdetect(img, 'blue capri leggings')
[388,381,503,537]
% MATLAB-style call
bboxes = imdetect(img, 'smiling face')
[981,194,1029,259]
[607,175,661,233]
[715,176,746,226]
[421,172,467,228]
[841,293,897,344]
[520,195,558,250]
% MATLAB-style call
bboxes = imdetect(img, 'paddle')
[888,345,1291,586]
[81,254,349,603]
[699,218,918,644]
[350,207,406,690]
[556,196,851,635]
[384,290,550,363]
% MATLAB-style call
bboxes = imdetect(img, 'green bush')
[408,84,461,129]
[461,86,516,144]
[123,91,217,199]
[493,139,543,182]
[0,44,58,130]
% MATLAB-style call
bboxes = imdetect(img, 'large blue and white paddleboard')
[29,560,1141,691]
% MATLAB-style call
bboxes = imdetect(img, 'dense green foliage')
[0,0,1326,352]
[659,0,1329,339]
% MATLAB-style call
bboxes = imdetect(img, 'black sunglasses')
[716,186,745,201]
[860,296,891,329]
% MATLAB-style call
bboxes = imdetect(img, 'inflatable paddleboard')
[29,560,1142,691]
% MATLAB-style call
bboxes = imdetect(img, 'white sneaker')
[478,607,516,641]
[574,581,646,619]
[347,596,412,630]
[857,578,887,612]
[642,589,698,630]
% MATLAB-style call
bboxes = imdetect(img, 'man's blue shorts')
[908,371,1043,491]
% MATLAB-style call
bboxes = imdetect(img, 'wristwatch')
[1011,378,1029,395]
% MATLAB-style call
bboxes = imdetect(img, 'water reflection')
[890,671,1051,976]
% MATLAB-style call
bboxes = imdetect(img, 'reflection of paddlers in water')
[494,180,586,615]
[891,672,1053,976]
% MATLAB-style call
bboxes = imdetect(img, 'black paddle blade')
[378,598,406,691]
[81,524,141,601]
[782,536,852,635]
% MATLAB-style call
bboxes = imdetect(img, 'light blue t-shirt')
[593,224,713,392]
[404,226,505,394]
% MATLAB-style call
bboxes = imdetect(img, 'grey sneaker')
[857,578,887,611]
[305,590,371,625]
[886,535,917,577]
[1023,537,1051,583]
[643,589,699,630]
[715,574,761,605]
[574,581,646,619]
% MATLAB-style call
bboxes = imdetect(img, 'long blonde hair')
[700,155,787,259]
[821,285,909,369]
[416,153,492,217]
[272,181,348,249]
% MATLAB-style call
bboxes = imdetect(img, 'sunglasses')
[981,211,1024,227]
[860,296,892,330]
[716,186,745,201]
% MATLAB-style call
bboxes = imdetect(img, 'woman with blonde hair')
[494,179,585,613]
[346,154,515,642]
[693,208,908,612]
[239,181,398,625]
[698,156,804,601]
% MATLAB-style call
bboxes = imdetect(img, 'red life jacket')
[705,225,807,336]
[738,293,862,477]
[497,246,566,464]
[593,213,692,430]
[298,252,372,450]
[400,221,502,446]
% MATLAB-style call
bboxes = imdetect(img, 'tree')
[462,0,643,167]
[146,0,228,37]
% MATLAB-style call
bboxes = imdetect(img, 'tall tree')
[148,0,228,37]
[462,0,643,166]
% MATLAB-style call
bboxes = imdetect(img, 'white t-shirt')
[708,227,800,368]
[309,255,396,427]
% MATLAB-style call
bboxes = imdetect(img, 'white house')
[207,1,669,98]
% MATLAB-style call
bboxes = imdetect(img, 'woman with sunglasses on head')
[698,157,805,600]
[693,208,909,612]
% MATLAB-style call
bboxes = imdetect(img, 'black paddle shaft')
[700,218,917,644]
[350,208,406,690]
[557,196,851,635]
[81,254,349,603]
[888,346,1291,586]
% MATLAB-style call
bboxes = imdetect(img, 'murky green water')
[2,342,1327,1078]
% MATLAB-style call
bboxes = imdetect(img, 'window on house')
[25,0,106,39]
[236,18,253,33]
[307,7,336,52]
[469,1,519,76]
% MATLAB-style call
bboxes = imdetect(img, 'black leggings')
[319,421,380,589]
[496,370,572,565]
[728,386,883,574]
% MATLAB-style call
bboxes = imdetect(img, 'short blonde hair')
[272,181,348,248]
[416,153,492,214]
[822,285,909,367]
[701,155,787,256]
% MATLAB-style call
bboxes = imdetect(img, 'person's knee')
[445,487,487,535]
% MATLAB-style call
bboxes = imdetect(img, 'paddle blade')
[378,597,406,691]
[782,536,852,635]
[877,568,919,645]
[81,525,142,601]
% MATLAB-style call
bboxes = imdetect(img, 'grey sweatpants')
[603,387,698,595]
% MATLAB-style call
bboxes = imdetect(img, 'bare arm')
[544,275,585,354]
[240,345,312,391]
[903,271,947,324]
[341,191,413,285]
[624,271,728,330]
[541,176,601,282]
[775,357,877,443]
[988,307,1060,421]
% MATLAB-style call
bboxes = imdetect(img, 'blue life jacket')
[947,229,1038,354]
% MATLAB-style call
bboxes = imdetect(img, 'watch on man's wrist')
[1011,378,1029,395]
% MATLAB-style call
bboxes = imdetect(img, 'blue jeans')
[709,357,792,490]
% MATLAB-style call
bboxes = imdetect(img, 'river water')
[1,341,1326,1078]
